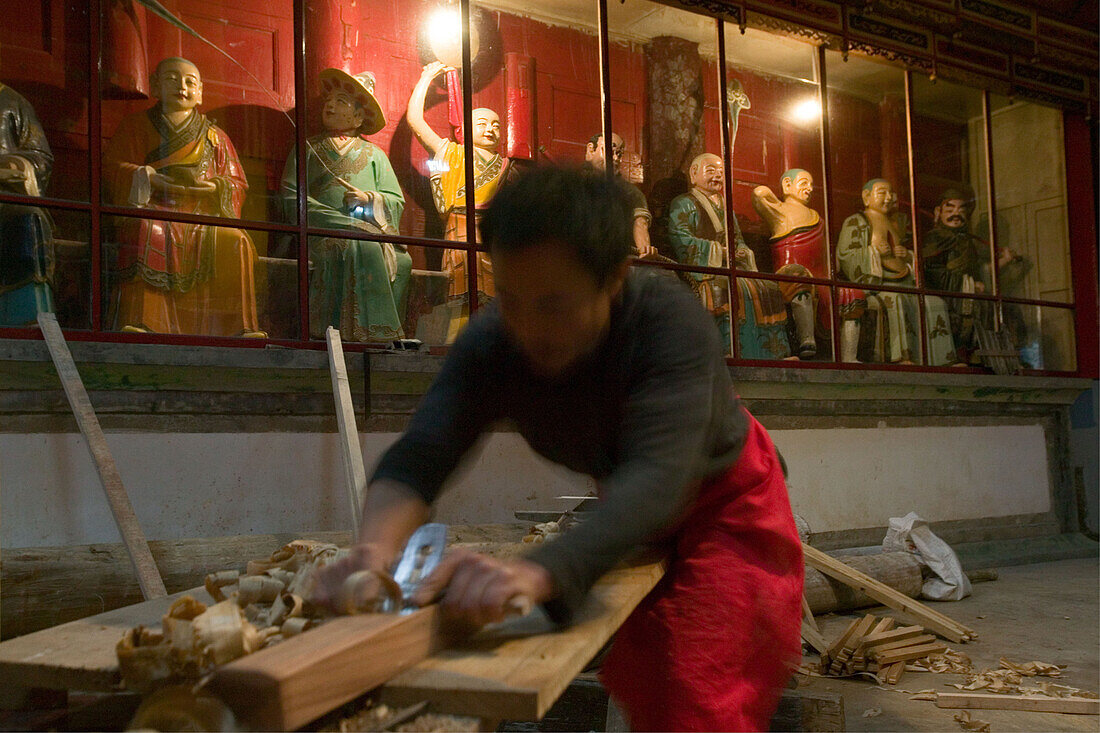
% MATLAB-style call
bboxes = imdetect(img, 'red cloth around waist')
[601,412,804,732]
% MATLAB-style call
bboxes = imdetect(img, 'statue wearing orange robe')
[103,57,262,337]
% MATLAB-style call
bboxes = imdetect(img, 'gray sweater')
[372,268,750,622]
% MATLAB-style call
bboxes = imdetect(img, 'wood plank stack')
[820,613,948,684]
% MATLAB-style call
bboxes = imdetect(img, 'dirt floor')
[798,557,1100,732]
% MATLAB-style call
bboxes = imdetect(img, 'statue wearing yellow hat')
[280,68,411,343]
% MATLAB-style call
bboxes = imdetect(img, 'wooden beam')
[935,693,1099,715]
[872,642,948,666]
[209,607,449,731]
[801,620,829,655]
[36,313,166,600]
[802,544,974,643]
[326,327,366,543]
[867,634,937,656]
[860,625,924,647]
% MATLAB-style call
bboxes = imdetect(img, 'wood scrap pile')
[817,613,947,685]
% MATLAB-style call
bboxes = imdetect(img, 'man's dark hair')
[480,165,634,287]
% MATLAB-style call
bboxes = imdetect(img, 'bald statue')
[837,178,956,365]
[103,57,263,337]
[752,168,865,361]
[408,61,515,338]
[667,153,791,359]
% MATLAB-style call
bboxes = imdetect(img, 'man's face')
[586,134,624,173]
[863,181,896,215]
[783,172,814,205]
[321,91,365,133]
[494,241,626,379]
[690,156,724,197]
[153,60,202,113]
[472,109,501,152]
[935,198,969,230]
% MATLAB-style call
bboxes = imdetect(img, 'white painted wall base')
[0,424,1049,548]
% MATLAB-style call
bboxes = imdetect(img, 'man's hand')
[412,548,554,630]
[308,542,395,614]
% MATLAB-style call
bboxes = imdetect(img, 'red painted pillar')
[304,0,356,132]
[1064,112,1099,378]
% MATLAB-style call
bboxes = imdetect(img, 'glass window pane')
[911,75,995,286]
[102,1,295,223]
[404,245,481,349]
[0,0,90,202]
[307,234,415,345]
[608,2,718,260]
[0,205,89,329]
[1010,304,1076,371]
[930,293,994,367]
[301,0,431,241]
[734,274,807,361]
[826,50,916,297]
[727,25,832,362]
[103,217,289,339]
[989,96,1071,303]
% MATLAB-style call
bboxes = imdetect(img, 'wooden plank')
[802,544,974,643]
[380,560,666,721]
[883,661,905,685]
[209,607,449,731]
[860,625,924,648]
[852,617,894,667]
[801,595,820,634]
[873,642,949,666]
[0,587,212,693]
[36,313,167,601]
[824,618,862,662]
[867,634,937,656]
[935,693,1099,715]
[326,327,366,543]
[801,620,830,655]
[829,614,876,674]
[805,552,923,615]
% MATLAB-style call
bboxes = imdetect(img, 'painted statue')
[668,153,790,359]
[837,178,955,365]
[0,82,55,326]
[585,132,655,257]
[919,188,994,364]
[407,61,513,339]
[103,57,263,337]
[280,69,410,343]
[752,169,866,361]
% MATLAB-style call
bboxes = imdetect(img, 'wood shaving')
[522,521,562,544]
[998,657,1063,677]
[861,707,882,717]
[908,649,973,674]
[393,713,480,732]
[954,711,991,732]
[117,539,353,692]
[944,657,1095,699]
